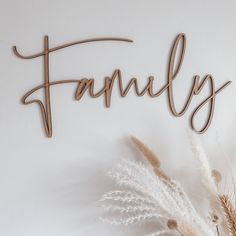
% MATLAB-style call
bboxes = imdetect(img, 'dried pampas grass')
[130,136,170,182]
[130,136,160,168]
[220,195,236,236]
[100,136,236,236]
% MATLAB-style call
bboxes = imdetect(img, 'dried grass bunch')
[100,135,236,236]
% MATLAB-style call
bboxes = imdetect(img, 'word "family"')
[13,33,231,137]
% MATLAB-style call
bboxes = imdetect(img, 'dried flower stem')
[130,136,160,168]
[167,219,198,236]
[216,224,220,236]
[219,195,236,236]
[167,219,184,236]
[131,136,170,181]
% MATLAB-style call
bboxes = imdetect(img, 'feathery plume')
[220,195,236,236]
[130,136,170,182]
[189,133,218,195]
[101,158,215,235]
[131,136,160,168]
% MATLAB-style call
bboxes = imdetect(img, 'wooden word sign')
[13,33,231,137]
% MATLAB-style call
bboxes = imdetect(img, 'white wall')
[0,0,236,235]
